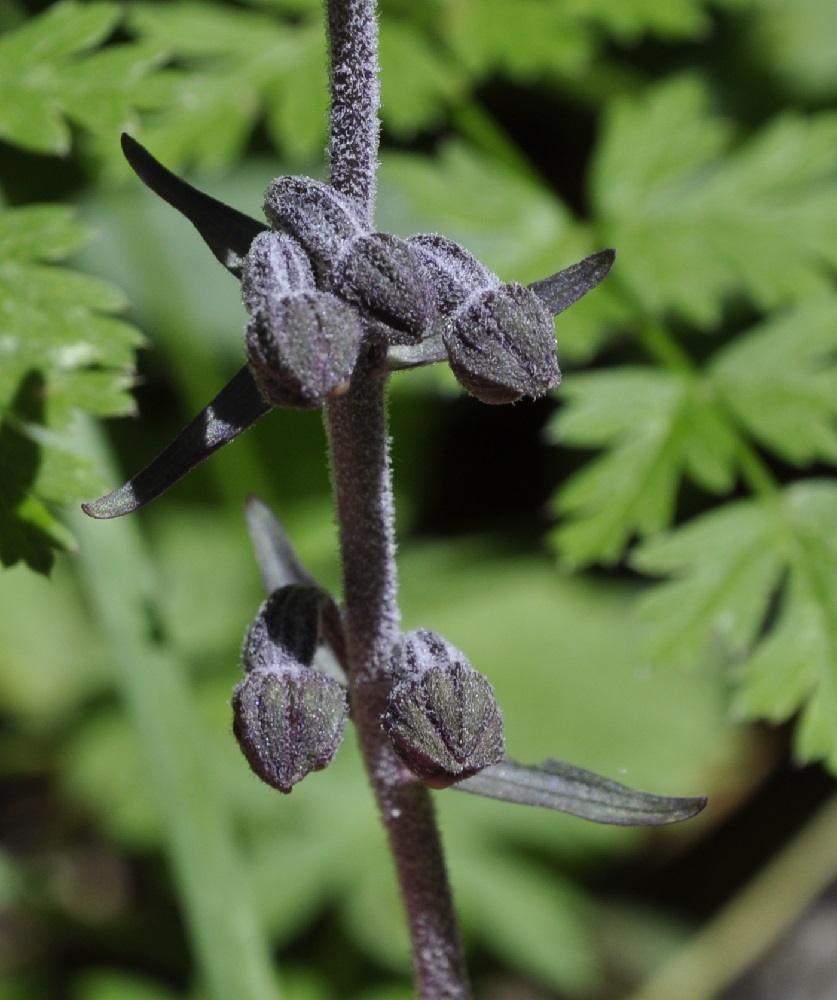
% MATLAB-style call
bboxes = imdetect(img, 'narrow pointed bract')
[244,496,347,667]
[120,133,268,276]
[82,366,270,519]
[244,495,321,594]
[454,757,707,826]
[529,249,616,317]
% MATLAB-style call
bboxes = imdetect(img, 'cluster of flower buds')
[81,135,614,520]
[232,498,705,823]
[233,589,504,793]
[245,173,614,408]
[232,584,349,793]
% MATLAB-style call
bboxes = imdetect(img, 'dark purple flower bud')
[443,283,560,404]
[382,629,504,788]
[243,232,362,408]
[242,231,315,315]
[331,232,437,342]
[245,295,361,408]
[233,664,348,793]
[242,584,328,673]
[408,233,498,314]
[263,175,364,278]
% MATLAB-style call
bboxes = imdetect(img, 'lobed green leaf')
[0,1,167,154]
[0,205,143,573]
[126,2,327,167]
[549,367,739,566]
[633,482,837,769]
[710,296,837,467]
[592,76,837,326]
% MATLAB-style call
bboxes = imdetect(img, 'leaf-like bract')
[456,757,706,826]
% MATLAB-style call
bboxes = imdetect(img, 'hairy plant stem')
[323,1,471,997]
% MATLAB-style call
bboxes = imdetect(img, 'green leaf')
[380,141,579,279]
[733,483,837,769]
[72,970,179,1000]
[631,497,785,667]
[69,421,281,1000]
[549,366,739,566]
[439,0,593,79]
[0,1,167,155]
[592,76,837,325]
[127,2,327,167]
[710,296,837,466]
[379,19,465,137]
[751,0,837,100]
[453,849,598,993]
[0,205,143,573]
[567,0,751,43]
[633,482,837,771]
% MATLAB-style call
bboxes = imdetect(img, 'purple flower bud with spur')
[233,583,348,793]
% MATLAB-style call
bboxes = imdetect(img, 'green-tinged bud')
[331,233,437,342]
[233,665,348,793]
[444,283,560,404]
[382,629,504,788]
[245,291,362,408]
[243,584,328,672]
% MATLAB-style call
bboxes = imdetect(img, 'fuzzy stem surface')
[323,2,471,996]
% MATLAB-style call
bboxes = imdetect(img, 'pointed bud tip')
[233,666,348,793]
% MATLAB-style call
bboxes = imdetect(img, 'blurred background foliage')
[1,0,837,998]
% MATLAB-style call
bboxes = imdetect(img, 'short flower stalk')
[83,1,706,996]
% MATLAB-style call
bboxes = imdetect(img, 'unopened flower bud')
[331,233,437,342]
[243,230,362,408]
[243,584,328,673]
[382,629,504,788]
[242,231,314,315]
[233,664,348,793]
[263,175,364,277]
[444,283,560,404]
[408,233,497,315]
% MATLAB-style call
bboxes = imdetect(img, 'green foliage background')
[1,0,836,998]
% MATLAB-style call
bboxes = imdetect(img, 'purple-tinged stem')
[323,2,471,996]
[325,0,380,225]
[325,375,470,1000]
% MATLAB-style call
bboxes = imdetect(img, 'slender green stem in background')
[627,792,837,1000]
[323,1,471,996]
[71,418,280,1000]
